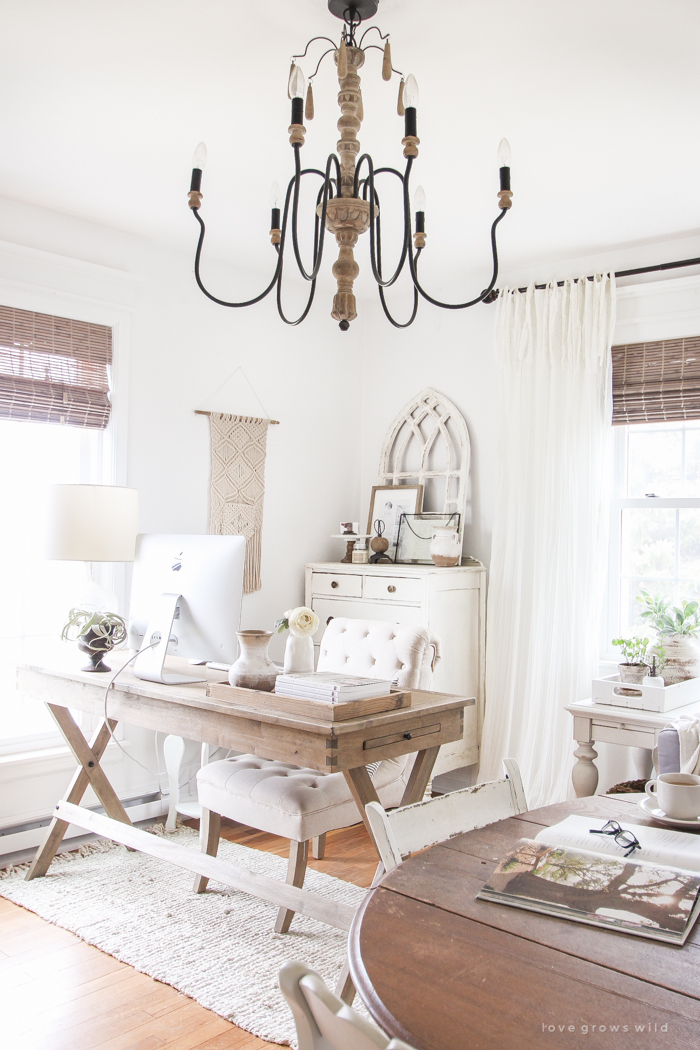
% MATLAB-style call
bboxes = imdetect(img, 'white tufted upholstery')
[195,619,441,926]
[197,752,413,842]
[317,618,440,691]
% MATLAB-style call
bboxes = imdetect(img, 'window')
[0,306,114,751]
[606,420,700,655]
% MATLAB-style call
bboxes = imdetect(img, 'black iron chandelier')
[187,0,513,331]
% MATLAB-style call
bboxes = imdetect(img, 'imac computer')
[128,534,246,685]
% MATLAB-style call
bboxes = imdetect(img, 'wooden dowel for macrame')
[382,40,392,81]
[194,410,280,424]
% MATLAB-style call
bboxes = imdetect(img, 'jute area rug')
[0,825,366,1047]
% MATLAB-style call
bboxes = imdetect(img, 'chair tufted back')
[317,618,441,691]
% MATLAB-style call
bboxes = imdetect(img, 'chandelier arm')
[358,25,390,46]
[191,209,281,308]
[378,279,420,329]
[292,36,338,61]
[403,160,509,308]
[290,148,339,282]
[355,153,410,289]
[308,48,337,82]
[274,175,318,325]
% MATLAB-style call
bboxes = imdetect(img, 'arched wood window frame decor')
[379,388,470,544]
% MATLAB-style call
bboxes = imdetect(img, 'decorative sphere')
[371,535,389,554]
[339,320,350,331]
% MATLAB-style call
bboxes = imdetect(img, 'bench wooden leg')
[193,808,221,893]
[312,833,326,860]
[26,710,125,882]
[274,839,308,934]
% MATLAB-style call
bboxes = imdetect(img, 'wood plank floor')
[0,819,377,1050]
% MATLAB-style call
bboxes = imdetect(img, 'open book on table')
[477,815,700,944]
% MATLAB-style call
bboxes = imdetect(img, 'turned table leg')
[572,740,599,797]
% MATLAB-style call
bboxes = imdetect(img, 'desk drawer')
[311,573,362,598]
[363,575,421,603]
[330,707,464,768]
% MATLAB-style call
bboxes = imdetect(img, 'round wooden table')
[348,795,700,1050]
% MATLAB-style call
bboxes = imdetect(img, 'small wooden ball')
[371,535,389,554]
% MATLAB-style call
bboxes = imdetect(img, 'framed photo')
[395,512,461,564]
[367,485,423,560]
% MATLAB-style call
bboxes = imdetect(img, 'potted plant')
[636,590,700,684]
[61,608,127,673]
[611,636,650,684]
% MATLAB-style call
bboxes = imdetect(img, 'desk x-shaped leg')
[25,705,133,881]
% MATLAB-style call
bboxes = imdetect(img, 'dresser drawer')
[311,572,362,598]
[363,575,422,603]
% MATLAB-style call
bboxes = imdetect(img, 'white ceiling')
[2,0,699,289]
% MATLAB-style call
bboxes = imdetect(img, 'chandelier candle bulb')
[402,75,419,157]
[382,39,392,81]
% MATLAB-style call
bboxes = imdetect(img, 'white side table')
[566,697,700,797]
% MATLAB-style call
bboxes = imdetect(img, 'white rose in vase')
[285,606,320,638]
[280,606,319,674]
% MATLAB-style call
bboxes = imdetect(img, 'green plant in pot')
[636,590,700,684]
[612,636,650,685]
[61,608,127,673]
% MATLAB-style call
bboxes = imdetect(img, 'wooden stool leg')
[312,833,326,860]
[193,808,221,893]
[274,839,308,934]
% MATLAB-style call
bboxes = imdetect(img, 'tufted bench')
[195,618,441,933]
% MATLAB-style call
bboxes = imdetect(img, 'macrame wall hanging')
[195,368,279,596]
[206,413,271,594]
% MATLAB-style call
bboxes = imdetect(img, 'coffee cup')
[645,773,700,820]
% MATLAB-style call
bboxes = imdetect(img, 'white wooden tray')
[592,673,700,712]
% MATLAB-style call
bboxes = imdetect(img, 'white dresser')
[304,560,486,777]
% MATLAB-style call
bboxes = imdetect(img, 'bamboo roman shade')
[0,305,112,429]
[611,336,700,425]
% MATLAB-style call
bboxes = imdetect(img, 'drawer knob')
[331,580,339,589]
[403,732,412,740]
[387,585,396,593]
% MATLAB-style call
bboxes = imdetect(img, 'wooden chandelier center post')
[323,45,371,326]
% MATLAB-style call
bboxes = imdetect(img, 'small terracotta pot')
[618,662,650,685]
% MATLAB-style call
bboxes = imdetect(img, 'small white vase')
[284,633,315,674]
[430,525,461,567]
[228,630,278,691]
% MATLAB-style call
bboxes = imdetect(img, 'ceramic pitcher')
[228,630,278,691]
[430,525,461,567]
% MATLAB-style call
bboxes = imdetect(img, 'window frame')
[0,263,132,757]
[604,424,700,661]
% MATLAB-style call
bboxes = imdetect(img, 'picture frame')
[395,511,461,564]
[367,485,423,561]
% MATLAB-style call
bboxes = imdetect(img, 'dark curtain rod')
[515,255,700,294]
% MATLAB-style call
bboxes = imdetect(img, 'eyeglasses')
[589,820,641,857]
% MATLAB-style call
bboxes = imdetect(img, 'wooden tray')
[205,681,412,721]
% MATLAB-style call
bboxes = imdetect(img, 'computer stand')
[133,592,206,685]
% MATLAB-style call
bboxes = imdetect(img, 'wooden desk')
[17,654,471,932]
[348,794,700,1050]
[566,697,700,797]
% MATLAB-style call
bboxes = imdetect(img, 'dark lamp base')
[81,653,112,673]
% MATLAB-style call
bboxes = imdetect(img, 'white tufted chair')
[195,618,440,932]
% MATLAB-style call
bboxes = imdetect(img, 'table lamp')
[45,484,140,613]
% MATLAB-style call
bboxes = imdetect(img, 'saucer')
[638,795,700,827]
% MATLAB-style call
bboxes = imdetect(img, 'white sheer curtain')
[480,275,616,808]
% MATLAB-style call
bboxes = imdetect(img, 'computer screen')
[128,533,245,684]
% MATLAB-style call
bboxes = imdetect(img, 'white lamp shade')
[45,485,139,561]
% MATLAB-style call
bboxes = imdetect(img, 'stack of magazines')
[478,815,700,944]
[274,672,393,704]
